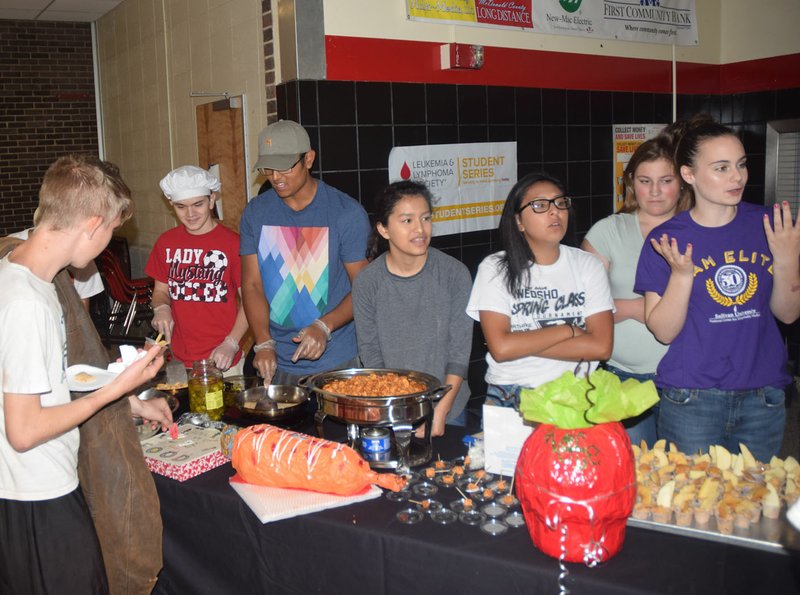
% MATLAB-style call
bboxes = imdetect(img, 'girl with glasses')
[467,173,614,408]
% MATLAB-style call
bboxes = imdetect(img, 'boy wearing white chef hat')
[0,154,171,592]
[145,165,248,373]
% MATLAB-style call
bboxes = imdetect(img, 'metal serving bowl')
[300,368,450,426]
[233,385,309,421]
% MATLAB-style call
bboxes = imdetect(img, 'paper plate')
[66,364,118,392]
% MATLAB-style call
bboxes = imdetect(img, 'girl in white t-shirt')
[467,173,614,407]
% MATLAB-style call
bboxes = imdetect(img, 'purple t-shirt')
[634,202,790,390]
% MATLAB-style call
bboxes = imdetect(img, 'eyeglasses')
[517,195,572,214]
[258,154,305,176]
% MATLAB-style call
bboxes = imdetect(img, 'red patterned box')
[141,424,229,482]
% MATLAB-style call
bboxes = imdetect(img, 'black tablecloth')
[152,423,800,595]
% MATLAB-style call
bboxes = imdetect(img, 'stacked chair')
[93,247,154,342]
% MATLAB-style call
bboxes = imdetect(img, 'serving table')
[151,421,800,595]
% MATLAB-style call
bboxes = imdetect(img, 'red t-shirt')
[145,224,242,366]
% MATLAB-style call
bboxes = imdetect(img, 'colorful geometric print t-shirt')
[634,202,791,391]
[239,180,370,375]
[145,223,242,366]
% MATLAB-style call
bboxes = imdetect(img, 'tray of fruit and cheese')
[627,439,800,553]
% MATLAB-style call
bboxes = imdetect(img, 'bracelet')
[153,304,171,313]
[569,324,576,339]
[311,318,332,340]
[253,339,277,352]
[223,336,239,350]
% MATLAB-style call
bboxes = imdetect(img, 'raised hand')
[650,233,694,279]
[764,201,800,267]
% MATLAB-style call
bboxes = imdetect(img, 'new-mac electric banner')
[388,142,517,237]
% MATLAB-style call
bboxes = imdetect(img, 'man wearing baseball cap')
[240,120,370,384]
[145,165,249,372]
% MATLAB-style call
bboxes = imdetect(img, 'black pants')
[0,488,109,595]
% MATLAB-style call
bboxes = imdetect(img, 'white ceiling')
[0,0,123,22]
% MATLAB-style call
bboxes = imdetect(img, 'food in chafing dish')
[321,373,426,396]
[73,371,97,383]
[228,424,407,495]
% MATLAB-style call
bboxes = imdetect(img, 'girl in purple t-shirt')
[634,114,800,462]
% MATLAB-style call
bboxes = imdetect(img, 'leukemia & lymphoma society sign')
[389,142,517,237]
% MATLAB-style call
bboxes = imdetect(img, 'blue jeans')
[658,386,786,463]
[604,364,659,448]
[485,384,523,409]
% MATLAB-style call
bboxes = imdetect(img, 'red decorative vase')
[515,422,635,564]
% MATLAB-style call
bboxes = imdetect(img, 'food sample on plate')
[632,439,800,528]
[73,371,96,383]
[228,424,407,496]
[321,373,426,396]
[155,381,188,391]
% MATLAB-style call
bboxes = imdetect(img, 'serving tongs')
[164,345,186,385]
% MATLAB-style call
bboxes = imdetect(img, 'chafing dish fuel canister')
[361,427,391,453]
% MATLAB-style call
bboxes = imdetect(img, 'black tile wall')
[278,80,800,393]
[298,80,318,125]
[458,85,488,124]
[394,125,427,147]
[318,81,356,125]
[355,82,391,125]
[392,83,426,124]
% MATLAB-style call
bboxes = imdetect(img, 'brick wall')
[262,1,277,123]
[0,19,98,236]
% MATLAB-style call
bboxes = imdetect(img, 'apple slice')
[739,443,757,469]
[715,445,732,471]
[656,480,676,508]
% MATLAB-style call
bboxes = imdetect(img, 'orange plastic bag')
[230,424,406,496]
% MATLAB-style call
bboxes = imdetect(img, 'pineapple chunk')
[653,439,667,452]
[784,456,800,473]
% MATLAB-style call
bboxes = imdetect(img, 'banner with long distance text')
[389,142,517,236]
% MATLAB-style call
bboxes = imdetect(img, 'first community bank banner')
[389,142,517,237]
[407,0,698,46]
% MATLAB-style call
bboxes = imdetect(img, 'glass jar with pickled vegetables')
[188,359,224,421]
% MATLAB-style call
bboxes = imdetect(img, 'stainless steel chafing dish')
[300,368,451,471]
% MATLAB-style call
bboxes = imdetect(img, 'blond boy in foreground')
[0,155,171,594]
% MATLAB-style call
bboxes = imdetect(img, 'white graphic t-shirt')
[467,246,614,387]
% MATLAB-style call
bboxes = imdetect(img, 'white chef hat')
[159,165,221,202]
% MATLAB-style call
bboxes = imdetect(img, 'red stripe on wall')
[720,54,800,94]
[325,35,799,95]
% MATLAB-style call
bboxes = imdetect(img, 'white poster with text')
[388,142,517,237]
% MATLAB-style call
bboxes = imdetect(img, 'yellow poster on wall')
[613,124,666,213]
